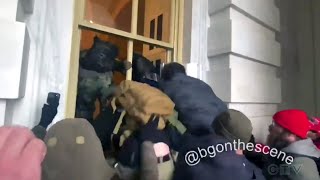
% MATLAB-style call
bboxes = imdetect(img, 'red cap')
[273,109,311,139]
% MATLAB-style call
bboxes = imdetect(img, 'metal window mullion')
[65,0,86,118]
[131,0,139,34]
[78,0,86,22]
[127,0,139,80]
[166,49,172,63]
[173,0,179,62]
[177,0,185,64]
[79,21,174,49]
[169,0,176,45]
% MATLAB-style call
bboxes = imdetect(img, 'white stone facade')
[0,0,74,128]
[206,0,281,143]
[206,0,320,143]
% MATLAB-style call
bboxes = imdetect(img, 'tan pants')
[158,157,175,180]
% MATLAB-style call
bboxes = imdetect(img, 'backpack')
[114,80,175,130]
[110,102,187,150]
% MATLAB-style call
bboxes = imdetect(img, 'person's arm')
[31,125,47,140]
[32,102,58,140]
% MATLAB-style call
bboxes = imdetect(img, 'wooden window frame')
[65,0,185,118]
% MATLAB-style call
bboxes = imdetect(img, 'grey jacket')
[264,139,320,180]
[282,139,320,180]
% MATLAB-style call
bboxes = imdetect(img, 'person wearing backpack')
[263,109,320,180]
[110,80,176,180]
[159,62,228,153]
[159,63,228,133]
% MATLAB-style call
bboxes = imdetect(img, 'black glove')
[39,104,58,128]
[137,115,169,144]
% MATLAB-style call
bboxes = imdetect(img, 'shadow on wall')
[278,0,320,116]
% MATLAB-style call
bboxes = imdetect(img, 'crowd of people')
[0,62,320,180]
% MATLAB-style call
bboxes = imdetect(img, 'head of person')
[212,109,253,152]
[42,118,116,180]
[161,62,186,81]
[267,109,311,150]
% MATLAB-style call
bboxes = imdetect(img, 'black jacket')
[173,132,265,180]
[160,73,227,133]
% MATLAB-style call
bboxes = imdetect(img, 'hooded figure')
[41,118,162,180]
[42,118,117,180]
[159,62,228,133]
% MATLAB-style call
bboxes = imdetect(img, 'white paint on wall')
[250,116,272,143]
[230,55,281,103]
[228,104,277,118]
[0,0,19,21]
[5,0,74,128]
[208,7,281,66]
[207,0,281,142]
[0,20,27,99]
[188,0,210,80]
[232,0,280,31]
[207,54,281,103]
[0,100,6,125]
[209,0,280,31]
[186,63,199,78]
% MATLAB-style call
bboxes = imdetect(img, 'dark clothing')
[91,107,120,151]
[245,149,267,169]
[31,125,47,140]
[173,132,264,180]
[244,135,267,169]
[160,73,227,133]
[117,117,170,168]
[165,125,184,151]
[132,53,157,83]
[140,78,159,89]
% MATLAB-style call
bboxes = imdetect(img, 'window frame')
[65,0,185,118]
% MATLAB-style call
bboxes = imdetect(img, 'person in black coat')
[159,62,228,133]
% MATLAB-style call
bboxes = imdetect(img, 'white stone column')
[183,0,210,81]
[0,101,6,125]
[207,0,281,143]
